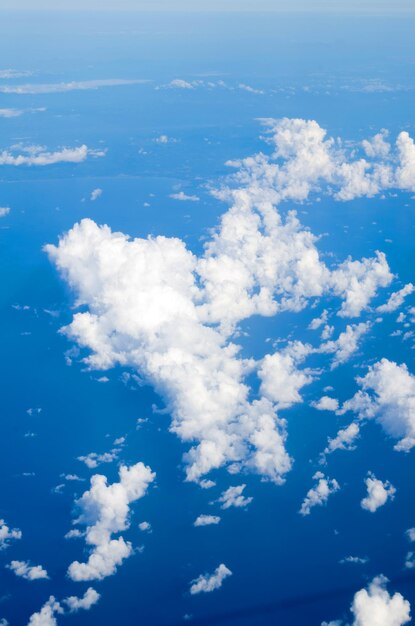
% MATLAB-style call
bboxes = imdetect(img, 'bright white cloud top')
[299,472,340,516]
[0,144,104,166]
[360,473,396,513]
[190,563,232,595]
[0,519,22,549]
[7,560,49,581]
[67,462,155,581]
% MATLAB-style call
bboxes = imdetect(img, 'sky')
[0,6,415,626]
[3,0,415,12]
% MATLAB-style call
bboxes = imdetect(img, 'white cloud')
[309,309,328,330]
[0,144,102,167]
[351,575,410,625]
[0,108,23,118]
[67,462,154,581]
[377,283,414,313]
[46,119,399,487]
[0,519,22,549]
[27,597,63,626]
[339,359,415,452]
[0,69,31,79]
[319,322,370,368]
[320,422,360,463]
[154,135,176,144]
[258,342,313,409]
[339,556,368,564]
[7,560,48,580]
[78,448,120,469]
[238,83,264,94]
[190,563,232,595]
[0,78,147,95]
[63,588,100,612]
[406,527,415,542]
[166,79,196,89]
[0,207,11,217]
[299,472,340,516]
[169,191,200,202]
[194,514,221,527]
[218,484,252,509]
[311,396,339,411]
[138,521,151,532]
[90,188,102,201]
[361,473,396,512]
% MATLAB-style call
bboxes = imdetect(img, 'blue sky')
[0,7,415,626]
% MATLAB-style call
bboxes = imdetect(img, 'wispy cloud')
[0,78,149,95]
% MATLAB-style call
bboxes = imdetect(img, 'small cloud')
[90,188,102,201]
[194,514,221,527]
[190,563,232,595]
[169,191,200,202]
[0,207,10,217]
[7,560,48,580]
[218,485,252,510]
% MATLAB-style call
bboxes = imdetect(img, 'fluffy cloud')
[27,589,99,625]
[340,359,415,452]
[46,120,399,486]
[319,323,370,368]
[312,396,339,411]
[63,588,100,612]
[320,422,360,463]
[0,144,103,167]
[90,188,102,201]
[299,472,340,516]
[194,514,221,527]
[323,575,411,626]
[78,448,120,469]
[377,283,414,313]
[0,519,22,549]
[218,484,253,509]
[169,191,200,202]
[7,560,48,580]
[360,473,396,512]
[67,462,155,581]
[190,563,232,595]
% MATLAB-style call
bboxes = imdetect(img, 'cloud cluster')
[67,462,155,581]
[0,519,21,549]
[218,485,252,510]
[340,359,415,452]
[0,144,103,167]
[299,472,340,516]
[46,119,401,486]
[27,588,100,625]
[190,563,232,595]
[7,560,48,580]
[360,473,396,513]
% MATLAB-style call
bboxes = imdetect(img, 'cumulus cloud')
[319,322,370,368]
[63,588,100,612]
[323,575,411,626]
[194,514,221,527]
[320,422,360,464]
[190,563,232,595]
[78,448,120,469]
[377,283,414,313]
[7,560,48,580]
[0,519,22,549]
[218,484,253,510]
[299,472,340,516]
[0,144,103,167]
[138,521,151,532]
[360,473,396,512]
[339,359,415,452]
[67,462,155,581]
[90,188,102,201]
[46,119,398,487]
[312,396,339,411]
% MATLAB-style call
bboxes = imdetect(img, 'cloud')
[0,78,147,95]
[218,484,253,509]
[154,135,176,144]
[78,448,120,469]
[190,563,232,595]
[7,560,48,580]
[138,521,151,532]
[194,514,221,526]
[299,471,340,516]
[377,283,414,313]
[0,144,103,167]
[67,462,155,581]
[319,322,370,368]
[320,422,360,464]
[0,108,23,118]
[324,575,411,626]
[312,396,339,411]
[169,191,200,202]
[46,119,397,486]
[0,519,22,549]
[0,207,10,217]
[339,359,415,452]
[27,589,99,625]
[90,188,103,201]
[339,556,369,564]
[166,79,195,89]
[360,473,396,512]
[63,588,100,612]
